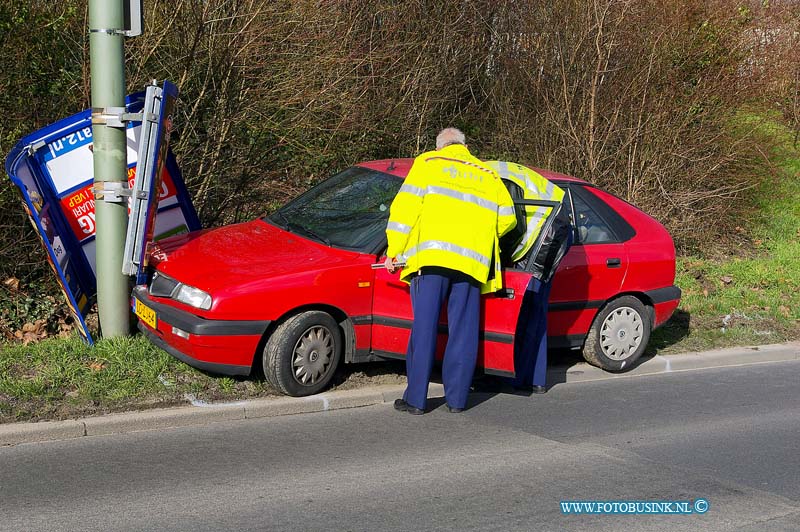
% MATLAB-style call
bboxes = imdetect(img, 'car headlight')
[173,284,212,310]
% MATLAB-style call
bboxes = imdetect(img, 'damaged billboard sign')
[4,81,200,343]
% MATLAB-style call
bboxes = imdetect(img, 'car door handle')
[493,288,515,299]
[606,258,621,268]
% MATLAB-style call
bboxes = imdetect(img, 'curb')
[0,383,438,447]
[552,341,800,384]
[2,342,799,447]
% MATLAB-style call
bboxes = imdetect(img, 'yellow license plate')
[134,298,157,329]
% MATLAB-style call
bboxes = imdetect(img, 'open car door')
[369,193,562,378]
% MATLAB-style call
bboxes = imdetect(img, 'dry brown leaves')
[11,316,75,346]
[14,320,48,346]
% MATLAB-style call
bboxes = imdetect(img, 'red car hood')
[149,219,359,293]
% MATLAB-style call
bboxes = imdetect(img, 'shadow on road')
[331,309,692,399]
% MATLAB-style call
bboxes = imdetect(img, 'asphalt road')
[1,360,799,532]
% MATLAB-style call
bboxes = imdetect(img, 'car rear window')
[567,185,636,244]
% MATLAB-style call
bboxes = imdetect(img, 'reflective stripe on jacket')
[485,161,565,262]
[386,144,517,290]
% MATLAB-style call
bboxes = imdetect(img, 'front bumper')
[132,286,270,376]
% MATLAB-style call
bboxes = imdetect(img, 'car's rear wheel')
[263,311,342,396]
[582,296,651,372]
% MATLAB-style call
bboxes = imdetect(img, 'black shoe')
[446,404,464,413]
[394,398,424,415]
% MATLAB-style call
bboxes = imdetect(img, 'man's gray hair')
[436,127,466,150]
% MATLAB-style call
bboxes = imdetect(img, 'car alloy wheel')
[263,310,343,396]
[292,325,334,385]
[582,295,652,372]
[599,306,643,361]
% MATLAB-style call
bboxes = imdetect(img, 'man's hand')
[384,256,397,273]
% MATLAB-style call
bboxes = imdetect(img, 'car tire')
[582,295,651,372]
[263,311,343,396]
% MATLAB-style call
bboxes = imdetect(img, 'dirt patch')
[330,360,407,391]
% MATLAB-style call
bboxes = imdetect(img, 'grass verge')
[0,335,405,423]
[650,129,800,353]
[0,336,273,423]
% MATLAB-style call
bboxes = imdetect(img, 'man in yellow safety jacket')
[487,161,572,395]
[486,161,566,266]
[384,127,517,414]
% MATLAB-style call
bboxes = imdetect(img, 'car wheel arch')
[581,293,653,372]
[579,291,655,335]
[610,291,655,327]
[251,303,356,370]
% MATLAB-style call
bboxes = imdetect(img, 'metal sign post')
[123,80,179,284]
[123,0,144,37]
[122,83,161,277]
[88,0,143,337]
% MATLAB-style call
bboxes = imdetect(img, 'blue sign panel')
[4,84,200,343]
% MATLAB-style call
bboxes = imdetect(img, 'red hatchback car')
[133,159,680,396]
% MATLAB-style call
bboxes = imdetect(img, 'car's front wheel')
[263,311,343,396]
[582,296,651,372]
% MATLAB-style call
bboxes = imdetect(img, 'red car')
[133,159,680,396]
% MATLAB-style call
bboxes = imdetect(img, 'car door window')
[569,187,619,245]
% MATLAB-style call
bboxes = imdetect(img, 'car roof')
[356,159,415,178]
[356,158,588,185]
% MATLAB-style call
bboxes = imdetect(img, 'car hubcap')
[292,325,333,385]
[600,306,643,361]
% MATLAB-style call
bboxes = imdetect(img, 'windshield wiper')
[270,210,290,229]
[271,210,331,246]
[287,222,331,246]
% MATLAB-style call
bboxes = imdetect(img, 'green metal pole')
[89,0,130,337]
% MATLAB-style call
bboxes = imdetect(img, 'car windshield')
[266,166,403,253]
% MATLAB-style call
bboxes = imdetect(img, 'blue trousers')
[510,277,552,388]
[403,273,480,410]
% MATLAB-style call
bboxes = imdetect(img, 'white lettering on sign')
[47,127,93,160]
[71,199,95,218]
[48,139,64,160]
[78,212,96,235]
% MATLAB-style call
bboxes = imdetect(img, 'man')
[486,162,572,394]
[384,128,517,414]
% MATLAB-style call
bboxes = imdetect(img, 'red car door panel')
[370,268,413,358]
[370,267,531,377]
[548,243,629,336]
[479,269,532,376]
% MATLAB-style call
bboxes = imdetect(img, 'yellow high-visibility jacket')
[386,144,517,292]
[485,161,565,262]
